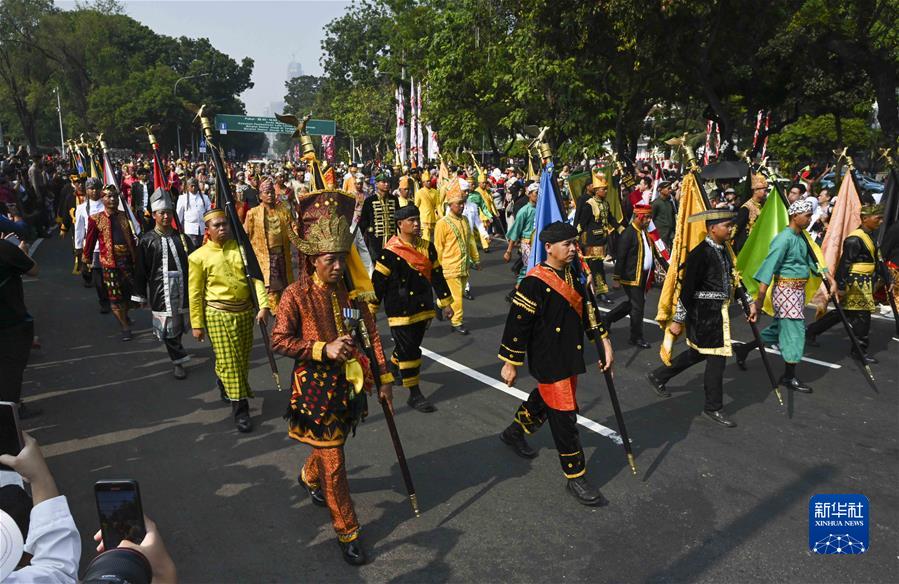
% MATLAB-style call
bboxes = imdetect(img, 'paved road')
[20,235,898,582]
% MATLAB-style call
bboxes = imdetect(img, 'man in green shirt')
[503,183,538,290]
[733,199,833,393]
[651,181,676,249]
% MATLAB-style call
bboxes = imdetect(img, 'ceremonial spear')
[275,112,420,516]
[195,105,283,392]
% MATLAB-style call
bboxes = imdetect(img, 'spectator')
[0,236,39,417]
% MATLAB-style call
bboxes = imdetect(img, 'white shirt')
[463,200,488,237]
[176,191,211,236]
[73,199,105,251]
[4,496,81,584]
[640,228,653,271]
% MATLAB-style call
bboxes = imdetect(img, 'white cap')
[527,182,540,193]
[458,179,470,191]
[0,509,24,579]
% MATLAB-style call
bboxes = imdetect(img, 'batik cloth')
[205,306,255,400]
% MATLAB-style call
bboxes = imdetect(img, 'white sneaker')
[879,305,893,316]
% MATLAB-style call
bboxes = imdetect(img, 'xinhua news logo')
[809,494,869,554]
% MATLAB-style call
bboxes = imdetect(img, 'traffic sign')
[213,114,336,136]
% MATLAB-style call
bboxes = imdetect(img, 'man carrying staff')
[271,189,393,566]
[646,210,757,427]
[188,208,270,433]
[372,204,454,413]
[243,177,303,312]
[132,188,193,380]
[74,177,109,308]
[733,199,833,393]
[497,221,614,506]
[806,204,887,363]
[732,173,767,253]
[82,184,137,341]
[573,169,619,305]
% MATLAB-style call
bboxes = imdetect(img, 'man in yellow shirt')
[243,178,303,312]
[414,175,443,242]
[433,181,481,334]
[189,209,271,433]
[396,175,414,207]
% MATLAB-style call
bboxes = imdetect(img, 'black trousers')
[806,309,871,352]
[513,388,585,479]
[91,267,110,309]
[586,257,609,295]
[164,335,189,364]
[652,348,725,412]
[389,320,428,388]
[604,282,646,341]
[0,321,34,404]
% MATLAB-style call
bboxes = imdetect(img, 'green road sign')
[213,115,336,136]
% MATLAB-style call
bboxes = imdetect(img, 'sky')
[60,0,352,115]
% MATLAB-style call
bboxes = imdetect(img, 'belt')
[207,299,253,312]
[849,262,875,275]
[113,244,129,255]
[773,276,807,289]
[583,245,606,258]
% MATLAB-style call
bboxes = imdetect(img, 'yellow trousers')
[446,275,468,326]
[421,222,435,243]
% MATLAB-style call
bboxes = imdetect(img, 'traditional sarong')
[205,306,255,400]
[285,359,368,447]
[771,277,807,319]
[843,262,875,312]
[268,247,287,292]
[102,252,134,304]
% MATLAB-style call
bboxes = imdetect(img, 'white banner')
[427,124,439,161]
[409,77,418,167]
[395,84,406,166]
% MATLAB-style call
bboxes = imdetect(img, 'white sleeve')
[73,206,86,249]
[176,196,186,227]
[5,496,81,584]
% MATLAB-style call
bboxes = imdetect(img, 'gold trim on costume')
[312,341,326,362]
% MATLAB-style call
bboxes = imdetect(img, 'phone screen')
[0,402,23,472]
[95,481,146,549]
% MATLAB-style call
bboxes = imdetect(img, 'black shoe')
[120,330,133,342]
[407,393,437,413]
[851,351,877,365]
[500,425,538,459]
[216,379,228,403]
[597,294,614,306]
[173,364,187,380]
[17,402,42,420]
[298,473,327,507]
[734,346,748,371]
[233,400,252,433]
[629,338,651,349]
[566,477,608,506]
[338,538,366,566]
[646,372,671,398]
[702,409,737,428]
[780,377,813,393]
[452,325,469,335]
[464,290,474,300]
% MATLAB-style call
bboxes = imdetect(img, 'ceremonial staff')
[276,112,420,516]
[195,106,283,391]
[681,141,783,405]
[136,124,192,252]
[765,165,876,386]
[540,138,637,475]
[97,134,142,237]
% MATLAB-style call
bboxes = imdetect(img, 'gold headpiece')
[297,211,353,256]
[751,173,768,190]
[591,169,608,189]
[445,178,464,203]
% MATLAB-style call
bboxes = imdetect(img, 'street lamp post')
[53,86,65,156]
[173,73,210,160]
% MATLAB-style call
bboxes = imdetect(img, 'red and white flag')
[395,84,406,165]
[415,80,424,167]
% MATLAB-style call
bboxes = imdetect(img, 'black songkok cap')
[539,221,578,244]
[395,204,420,222]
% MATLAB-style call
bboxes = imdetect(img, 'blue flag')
[527,161,562,271]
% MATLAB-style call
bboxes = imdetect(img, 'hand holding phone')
[95,480,147,549]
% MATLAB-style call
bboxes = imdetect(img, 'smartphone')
[95,480,147,549]
[0,402,24,472]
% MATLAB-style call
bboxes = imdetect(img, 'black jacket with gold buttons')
[371,237,453,327]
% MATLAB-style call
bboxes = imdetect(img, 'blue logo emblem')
[809,494,869,554]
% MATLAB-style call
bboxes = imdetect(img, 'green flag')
[604,166,624,223]
[735,187,788,299]
[566,171,590,201]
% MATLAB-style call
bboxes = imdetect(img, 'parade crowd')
[1,132,897,578]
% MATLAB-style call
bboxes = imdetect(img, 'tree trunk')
[833,112,844,146]
[870,58,899,144]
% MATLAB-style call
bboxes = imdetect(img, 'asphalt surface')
[19,234,899,583]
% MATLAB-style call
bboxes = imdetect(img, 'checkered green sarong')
[206,306,255,400]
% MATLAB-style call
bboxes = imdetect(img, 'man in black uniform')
[573,169,619,305]
[646,209,757,427]
[497,221,615,506]
[603,203,664,348]
[132,188,193,379]
[806,203,886,363]
[732,173,767,253]
[372,205,454,413]
[359,172,399,260]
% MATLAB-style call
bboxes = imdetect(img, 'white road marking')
[420,346,624,445]
[28,237,44,256]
